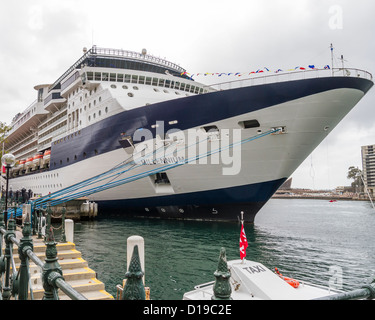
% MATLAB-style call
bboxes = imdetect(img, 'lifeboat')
[16,159,26,170]
[33,153,43,168]
[25,157,34,170]
[42,149,51,166]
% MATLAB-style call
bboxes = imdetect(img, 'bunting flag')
[181,64,329,79]
[239,222,248,260]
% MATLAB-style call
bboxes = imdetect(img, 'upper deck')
[50,46,190,91]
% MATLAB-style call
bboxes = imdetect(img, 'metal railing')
[0,204,87,300]
[204,67,373,91]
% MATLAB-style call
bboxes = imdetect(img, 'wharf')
[34,197,98,220]
[8,229,114,300]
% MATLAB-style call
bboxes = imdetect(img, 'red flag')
[239,223,248,260]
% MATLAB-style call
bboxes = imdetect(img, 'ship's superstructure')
[3,46,373,222]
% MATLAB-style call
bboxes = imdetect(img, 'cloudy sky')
[0,0,374,189]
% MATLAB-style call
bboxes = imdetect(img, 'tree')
[347,166,363,193]
[0,121,11,159]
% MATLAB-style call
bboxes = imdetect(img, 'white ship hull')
[7,82,370,222]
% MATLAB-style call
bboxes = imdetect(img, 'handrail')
[92,46,186,74]
[0,219,87,300]
[203,68,373,91]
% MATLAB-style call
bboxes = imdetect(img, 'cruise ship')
[3,46,373,222]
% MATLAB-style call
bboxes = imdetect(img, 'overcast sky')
[0,0,374,189]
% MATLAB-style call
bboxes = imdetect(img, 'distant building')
[361,144,375,196]
[279,178,292,190]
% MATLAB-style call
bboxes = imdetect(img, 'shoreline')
[272,195,370,201]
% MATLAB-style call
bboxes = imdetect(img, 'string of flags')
[182,65,331,79]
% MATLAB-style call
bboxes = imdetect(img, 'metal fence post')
[18,214,34,300]
[2,217,16,300]
[122,245,146,300]
[212,247,232,300]
[42,230,64,300]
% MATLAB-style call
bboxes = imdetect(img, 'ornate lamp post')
[1,153,16,227]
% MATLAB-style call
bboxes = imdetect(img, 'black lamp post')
[1,153,16,227]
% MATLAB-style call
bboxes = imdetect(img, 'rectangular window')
[185,84,190,92]
[124,74,131,83]
[180,83,185,90]
[190,85,195,93]
[110,73,116,81]
[95,72,101,81]
[174,82,180,89]
[152,77,158,86]
[117,74,124,82]
[102,73,109,81]
[131,75,138,83]
[87,72,93,81]
[165,80,171,88]
[238,120,260,129]
[146,77,152,85]
[158,79,165,87]
[138,76,145,84]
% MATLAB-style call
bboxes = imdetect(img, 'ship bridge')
[49,46,191,92]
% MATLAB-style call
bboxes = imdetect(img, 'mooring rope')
[8,128,280,218]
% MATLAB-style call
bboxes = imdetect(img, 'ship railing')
[0,204,87,300]
[92,46,186,74]
[203,68,373,91]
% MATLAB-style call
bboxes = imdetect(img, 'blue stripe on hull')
[95,178,287,222]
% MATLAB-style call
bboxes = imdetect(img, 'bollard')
[212,247,232,300]
[60,206,66,242]
[65,219,74,243]
[22,204,31,225]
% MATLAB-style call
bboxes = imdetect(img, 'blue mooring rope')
[8,128,280,219]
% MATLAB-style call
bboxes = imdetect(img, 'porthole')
[128,92,134,97]
[110,84,117,89]
[133,86,139,90]
[163,89,169,93]
[122,85,128,89]
[153,88,159,92]
[105,107,108,113]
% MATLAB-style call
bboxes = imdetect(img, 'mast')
[330,43,334,76]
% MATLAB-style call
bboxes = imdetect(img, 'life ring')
[274,267,300,288]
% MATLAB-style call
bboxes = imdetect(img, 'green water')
[72,198,375,300]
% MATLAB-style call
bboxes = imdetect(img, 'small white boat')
[183,256,342,300]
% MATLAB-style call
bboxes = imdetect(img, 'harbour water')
[72,198,375,300]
